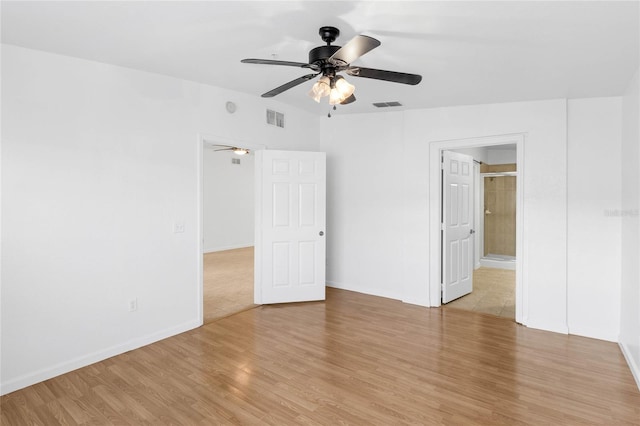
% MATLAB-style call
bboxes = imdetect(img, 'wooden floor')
[203,247,256,323]
[2,288,639,425]
[446,267,515,318]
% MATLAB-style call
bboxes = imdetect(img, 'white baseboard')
[203,244,253,253]
[0,319,201,396]
[326,281,401,302]
[567,325,618,343]
[524,318,569,335]
[619,341,640,391]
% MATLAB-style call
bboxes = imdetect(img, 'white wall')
[322,112,405,300]
[567,97,622,342]
[487,147,517,165]
[450,146,489,164]
[320,99,569,333]
[452,145,517,165]
[321,95,632,343]
[0,45,319,394]
[203,149,254,252]
[620,67,640,388]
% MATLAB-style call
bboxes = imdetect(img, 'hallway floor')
[203,247,256,323]
[445,267,515,318]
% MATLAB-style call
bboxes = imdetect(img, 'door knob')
[470,229,476,235]
[319,231,324,236]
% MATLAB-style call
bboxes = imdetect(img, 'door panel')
[255,150,326,304]
[442,151,474,303]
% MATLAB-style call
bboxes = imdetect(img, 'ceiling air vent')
[266,109,285,128]
[373,101,403,108]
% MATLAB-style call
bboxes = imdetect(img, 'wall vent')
[231,158,241,165]
[372,101,403,108]
[266,109,285,128]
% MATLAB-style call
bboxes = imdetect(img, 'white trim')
[479,258,516,270]
[196,134,204,330]
[525,318,569,335]
[203,244,253,254]
[429,133,527,325]
[0,319,200,395]
[619,341,640,391]
[566,326,618,343]
[254,150,264,305]
[327,281,401,302]
[473,162,482,269]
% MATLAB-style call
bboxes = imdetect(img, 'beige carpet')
[203,247,256,323]
[445,267,515,318]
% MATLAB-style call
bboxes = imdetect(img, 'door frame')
[197,133,267,324]
[429,133,526,324]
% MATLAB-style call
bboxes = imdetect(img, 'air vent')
[266,109,285,128]
[372,101,403,108]
[231,158,241,165]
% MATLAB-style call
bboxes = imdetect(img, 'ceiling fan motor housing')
[308,45,341,68]
[309,26,344,75]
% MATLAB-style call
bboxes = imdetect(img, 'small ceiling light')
[233,148,249,155]
[309,76,331,102]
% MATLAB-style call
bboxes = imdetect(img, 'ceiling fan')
[241,26,422,106]
[208,144,250,155]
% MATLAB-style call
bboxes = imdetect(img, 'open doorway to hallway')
[202,142,256,323]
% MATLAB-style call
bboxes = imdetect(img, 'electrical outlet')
[128,298,138,312]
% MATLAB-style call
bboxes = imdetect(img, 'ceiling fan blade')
[340,94,356,105]
[261,74,318,98]
[346,67,422,85]
[241,58,311,68]
[329,35,381,65]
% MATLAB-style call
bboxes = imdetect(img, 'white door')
[442,151,474,303]
[255,150,326,304]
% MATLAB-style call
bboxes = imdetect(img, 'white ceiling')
[2,1,638,115]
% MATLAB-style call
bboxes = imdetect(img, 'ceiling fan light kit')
[209,145,250,155]
[233,148,249,155]
[241,26,422,110]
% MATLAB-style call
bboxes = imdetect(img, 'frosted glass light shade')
[329,76,355,105]
[334,76,355,100]
[308,76,331,103]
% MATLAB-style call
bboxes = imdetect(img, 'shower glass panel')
[484,175,516,258]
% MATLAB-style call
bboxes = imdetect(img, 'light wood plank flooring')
[3,288,639,425]
[445,267,515,318]
[203,247,256,323]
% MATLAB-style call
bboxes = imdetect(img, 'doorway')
[199,135,265,323]
[429,134,525,324]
